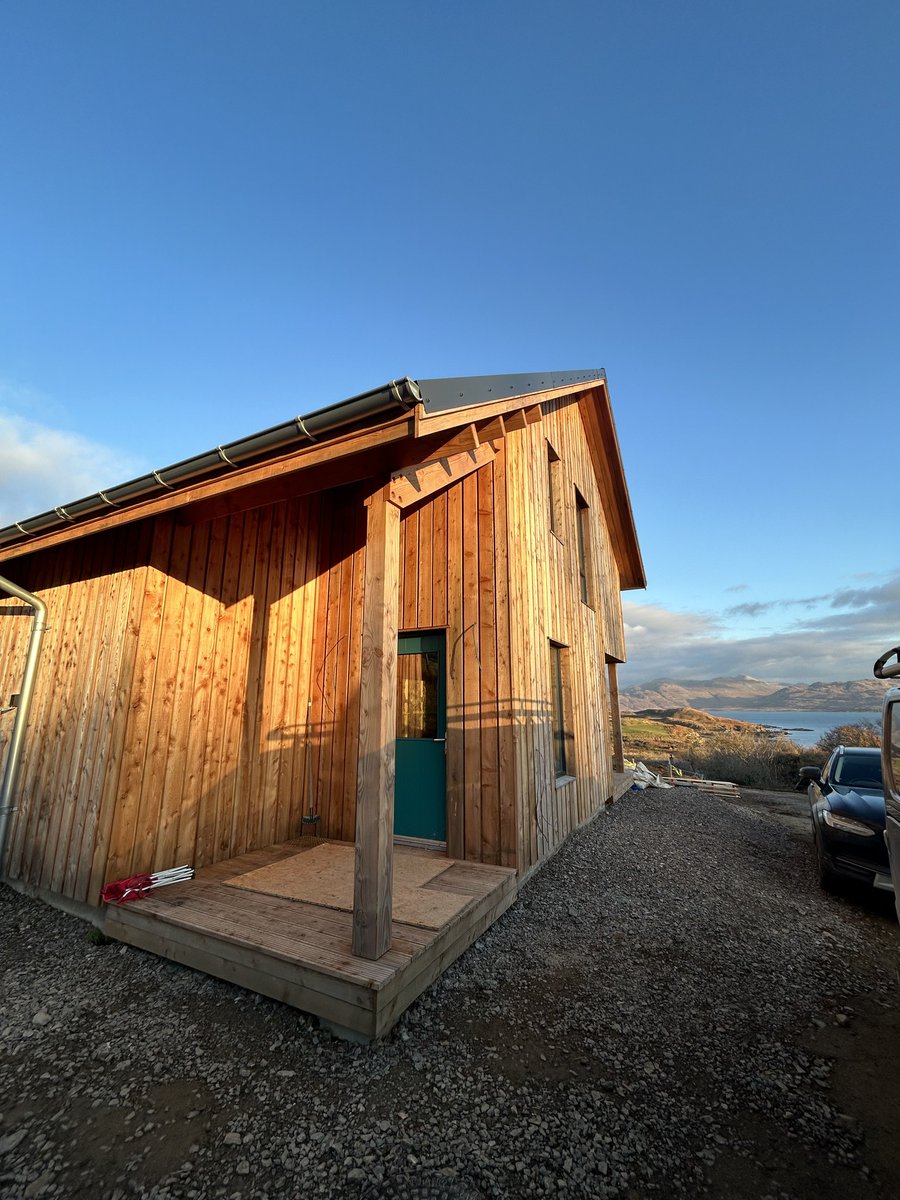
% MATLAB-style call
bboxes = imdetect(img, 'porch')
[104,837,518,1040]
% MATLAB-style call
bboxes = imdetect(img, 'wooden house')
[0,370,644,1037]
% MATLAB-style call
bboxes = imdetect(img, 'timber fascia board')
[577,383,646,591]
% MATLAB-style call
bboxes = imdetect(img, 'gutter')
[0,575,47,871]
[0,377,421,551]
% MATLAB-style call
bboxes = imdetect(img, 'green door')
[394,632,447,841]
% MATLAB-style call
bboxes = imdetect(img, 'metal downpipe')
[0,575,47,873]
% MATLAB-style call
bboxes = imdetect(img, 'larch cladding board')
[1,526,150,904]
[311,455,517,870]
[1,497,322,906]
[505,392,620,873]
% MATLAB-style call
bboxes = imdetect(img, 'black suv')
[799,746,891,892]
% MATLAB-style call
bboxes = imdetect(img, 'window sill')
[554,774,576,789]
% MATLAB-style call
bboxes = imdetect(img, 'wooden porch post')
[352,483,401,960]
[607,660,625,773]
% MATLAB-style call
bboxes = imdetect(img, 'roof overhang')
[0,371,645,591]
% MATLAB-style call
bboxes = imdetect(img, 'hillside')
[621,707,770,771]
[619,706,842,797]
[620,675,889,713]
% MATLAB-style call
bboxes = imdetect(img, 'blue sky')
[1,1,897,685]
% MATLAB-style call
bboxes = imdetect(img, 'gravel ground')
[2,786,899,1200]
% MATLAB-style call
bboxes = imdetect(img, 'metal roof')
[417,370,604,413]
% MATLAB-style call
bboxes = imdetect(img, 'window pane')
[576,503,588,603]
[550,645,566,776]
[547,443,562,535]
[575,490,592,606]
[396,651,439,739]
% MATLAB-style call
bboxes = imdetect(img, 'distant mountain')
[620,675,777,712]
[741,680,890,712]
[619,675,889,713]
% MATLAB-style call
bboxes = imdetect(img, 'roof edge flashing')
[415,370,604,414]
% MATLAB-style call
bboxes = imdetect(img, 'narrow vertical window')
[550,641,570,778]
[547,442,563,537]
[575,489,593,606]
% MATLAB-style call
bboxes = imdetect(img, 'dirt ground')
[719,785,900,1195]
[2,785,900,1199]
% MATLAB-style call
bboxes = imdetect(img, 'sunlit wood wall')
[310,454,518,868]
[314,391,628,873]
[0,389,631,905]
[505,392,621,872]
[1,498,323,905]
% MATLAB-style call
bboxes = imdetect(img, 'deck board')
[136,886,403,984]
[105,838,517,1039]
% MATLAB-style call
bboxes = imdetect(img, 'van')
[874,646,900,921]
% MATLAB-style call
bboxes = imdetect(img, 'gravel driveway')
[2,786,899,1200]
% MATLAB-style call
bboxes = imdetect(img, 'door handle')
[433,737,446,743]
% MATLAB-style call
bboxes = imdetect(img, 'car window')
[833,754,883,788]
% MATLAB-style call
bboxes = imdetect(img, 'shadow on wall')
[3,489,610,897]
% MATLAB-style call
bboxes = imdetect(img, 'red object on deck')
[100,874,154,904]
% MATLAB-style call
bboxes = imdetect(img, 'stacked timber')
[668,776,742,801]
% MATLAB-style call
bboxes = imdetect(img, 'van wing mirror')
[874,646,900,679]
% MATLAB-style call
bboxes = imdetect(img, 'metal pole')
[0,575,47,871]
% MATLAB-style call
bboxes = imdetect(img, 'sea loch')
[709,710,881,749]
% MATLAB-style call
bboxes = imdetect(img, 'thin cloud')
[724,583,749,593]
[725,587,879,619]
[623,602,720,643]
[726,601,776,618]
[620,575,900,685]
[726,593,832,617]
[828,576,900,611]
[0,412,142,528]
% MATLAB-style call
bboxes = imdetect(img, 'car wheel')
[814,831,839,892]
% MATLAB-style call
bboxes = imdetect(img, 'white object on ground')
[630,762,674,790]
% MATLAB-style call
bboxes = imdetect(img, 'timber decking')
[104,839,517,1040]
[611,770,634,802]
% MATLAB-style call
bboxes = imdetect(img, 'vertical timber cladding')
[103,498,322,892]
[405,448,516,868]
[506,391,619,874]
[2,496,322,906]
[1,526,150,902]
[309,487,368,844]
[312,457,517,870]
